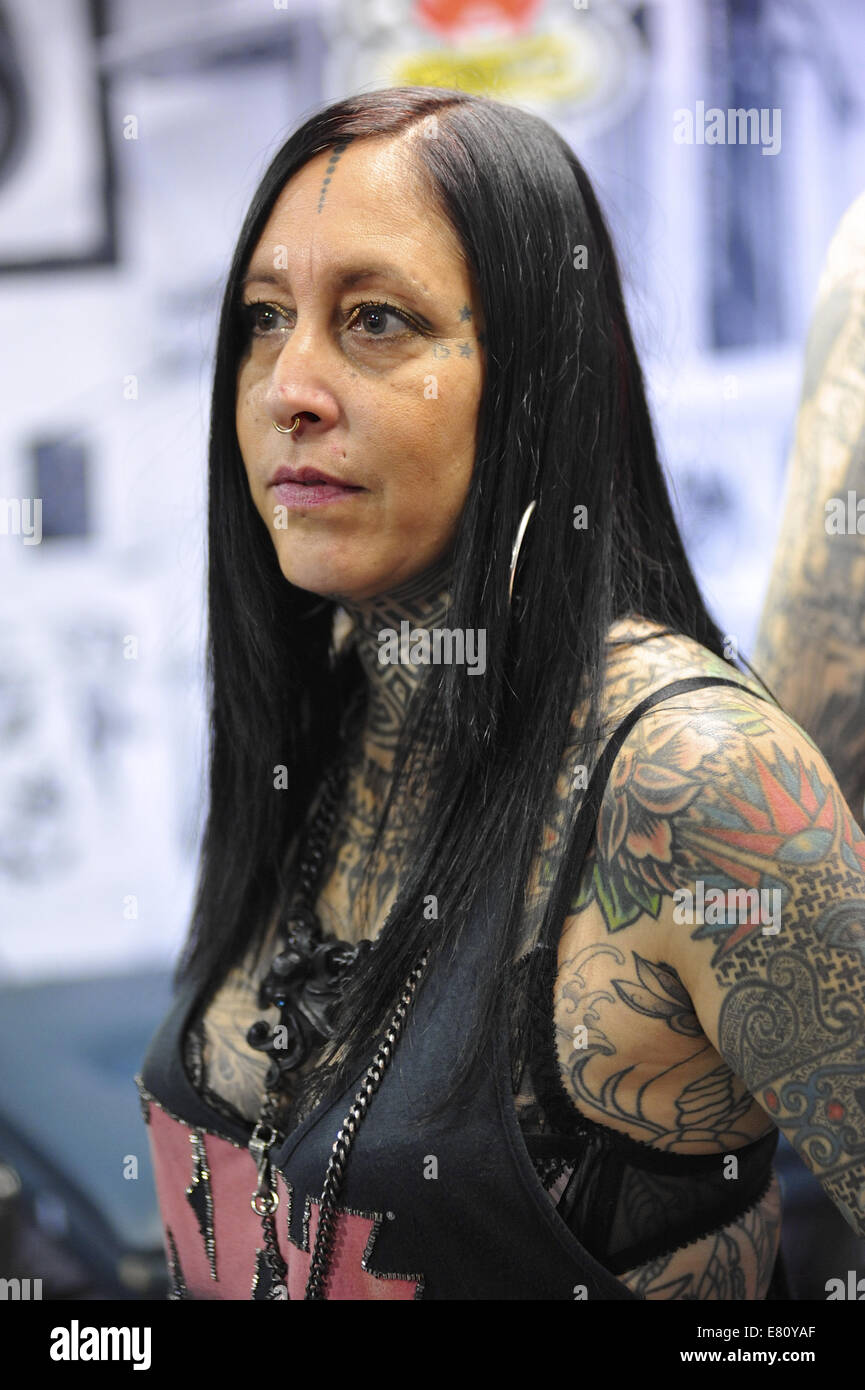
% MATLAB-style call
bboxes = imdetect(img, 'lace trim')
[182,1014,258,1131]
[605,1163,779,1278]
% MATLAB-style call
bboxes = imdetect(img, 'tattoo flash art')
[755,192,865,821]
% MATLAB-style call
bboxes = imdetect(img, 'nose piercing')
[273,415,301,434]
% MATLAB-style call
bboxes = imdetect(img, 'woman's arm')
[593,684,865,1238]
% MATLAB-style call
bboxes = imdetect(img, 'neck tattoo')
[335,553,453,768]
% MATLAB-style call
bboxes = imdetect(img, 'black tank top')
[138,674,779,1298]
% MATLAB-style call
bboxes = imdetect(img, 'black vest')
[140,675,771,1299]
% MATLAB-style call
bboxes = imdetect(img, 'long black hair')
[175,86,749,1125]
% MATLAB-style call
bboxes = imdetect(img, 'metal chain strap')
[303,950,430,1300]
[249,1094,291,1299]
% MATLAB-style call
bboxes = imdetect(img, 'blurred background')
[0,0,863,1300]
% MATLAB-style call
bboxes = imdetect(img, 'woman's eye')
[242,302,289,336]
[240,300,417,342]
[346,302,416,339]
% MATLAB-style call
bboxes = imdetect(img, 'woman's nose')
[267,357,335,432]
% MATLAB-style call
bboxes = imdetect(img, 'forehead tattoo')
[317,140,351,215]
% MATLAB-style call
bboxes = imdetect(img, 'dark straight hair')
[176,86,746,1125]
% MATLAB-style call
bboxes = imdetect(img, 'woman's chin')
[275,555,376,604]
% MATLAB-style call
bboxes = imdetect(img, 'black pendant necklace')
[245,764,373,1099]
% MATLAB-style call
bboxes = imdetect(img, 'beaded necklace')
[243,690,429,1299]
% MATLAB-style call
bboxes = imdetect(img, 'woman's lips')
[271,480,365,508]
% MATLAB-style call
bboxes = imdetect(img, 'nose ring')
[273,415,301,434]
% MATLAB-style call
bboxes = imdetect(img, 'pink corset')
[142,1088,420,1299]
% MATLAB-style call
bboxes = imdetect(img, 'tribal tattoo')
[333,551,453,757]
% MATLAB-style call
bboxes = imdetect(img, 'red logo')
[414,0,544,38]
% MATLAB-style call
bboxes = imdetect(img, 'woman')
[138,87,865,1301]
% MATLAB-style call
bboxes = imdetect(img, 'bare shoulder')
[581,614,865,937]
[600,616,771,729]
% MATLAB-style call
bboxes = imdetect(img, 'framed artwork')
[0,0,116,272]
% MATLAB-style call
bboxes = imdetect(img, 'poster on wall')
[323,0,647,135]
[0,563,201,980]
[0,0,116,271]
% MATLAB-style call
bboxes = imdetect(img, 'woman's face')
[235,136,485,604]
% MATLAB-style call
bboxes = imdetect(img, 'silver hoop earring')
[273,416,301,434]
[508,499,537,607]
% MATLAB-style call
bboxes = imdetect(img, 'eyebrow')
[240,263,436,310]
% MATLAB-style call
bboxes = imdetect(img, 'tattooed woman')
[138,88,865,1302]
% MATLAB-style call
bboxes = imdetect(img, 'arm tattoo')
[611,952,703,1037]
[569,678,865,1234]
[572,684,779,932]
[718,942,865,1232]
[556,940,759,1148]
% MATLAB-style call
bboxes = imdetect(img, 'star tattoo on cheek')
[430,343,475,358]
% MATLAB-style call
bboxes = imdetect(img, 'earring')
[273,416,301,434]
[508,499,537,607]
